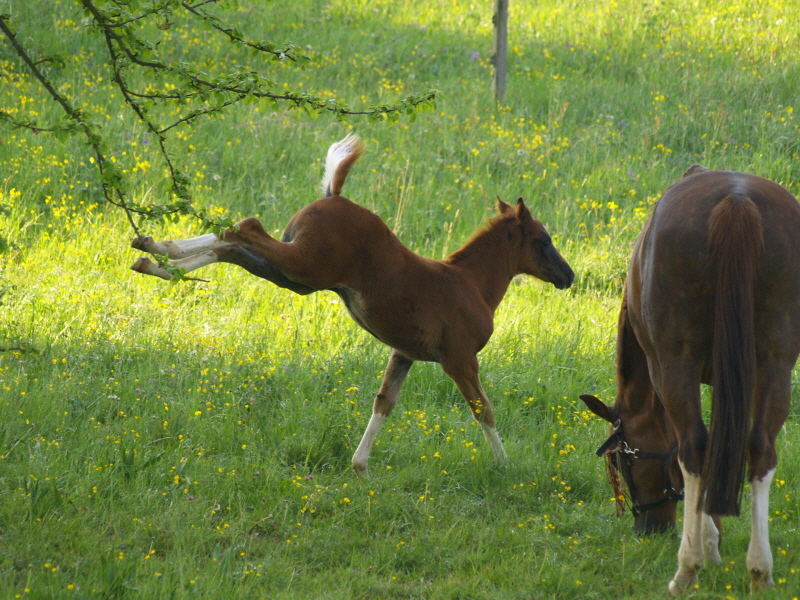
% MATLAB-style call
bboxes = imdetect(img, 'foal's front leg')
[441,356,508,463]
[351,350,414,477]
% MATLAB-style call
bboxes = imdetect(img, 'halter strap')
[594,420,684,516]
[595,420,623,456]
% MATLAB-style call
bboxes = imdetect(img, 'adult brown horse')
[131,134,574,476]
[581,165,800,595]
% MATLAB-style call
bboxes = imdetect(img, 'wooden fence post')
[493,0,509,103]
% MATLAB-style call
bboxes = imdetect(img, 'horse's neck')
[616,300,663,416]
[446,226,516,311]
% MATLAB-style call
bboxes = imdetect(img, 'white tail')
[321,133,364,197]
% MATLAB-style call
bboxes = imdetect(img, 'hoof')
[668,568,698,596]
[352,462,369,478]
[668,579,686,597]
[749,569,773,593]
[131,235,154,251]
[131,257,171,280]
[131,256,153,272]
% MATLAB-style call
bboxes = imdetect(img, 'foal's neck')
[445,218,516,311]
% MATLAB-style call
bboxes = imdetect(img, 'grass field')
[1,0,800,598]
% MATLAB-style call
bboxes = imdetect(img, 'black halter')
[595,419,684,517]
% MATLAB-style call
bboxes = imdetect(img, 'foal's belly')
[332,286,441,362]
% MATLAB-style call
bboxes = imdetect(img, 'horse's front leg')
[351,349,414,477]
[669,446,722,594]
[441,355,507,463]
[669,459,706,596]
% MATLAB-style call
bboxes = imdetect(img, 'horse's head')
[580,393,683,534]
[498,198,574,289]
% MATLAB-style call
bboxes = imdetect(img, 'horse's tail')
[702,194,763,515]
[321,133,364,197]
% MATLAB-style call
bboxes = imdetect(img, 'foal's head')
[498,198,574,289]
[580,393,683,534]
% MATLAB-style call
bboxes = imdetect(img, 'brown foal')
[132,134,574,476]
[582,166,800,594]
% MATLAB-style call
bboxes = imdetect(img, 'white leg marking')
[165,233,220,258]
[132,249,222,280]
[351,413,386,477]
[134,233,220,259]
[702,514,722,565]
[669,461,704,596]
[747,468,775,592]
[131,256,174,280]
[480,424,508,462]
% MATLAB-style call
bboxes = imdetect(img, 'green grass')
[2,0,800,598]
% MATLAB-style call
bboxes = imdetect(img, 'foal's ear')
[496,196,513,215]
[580,394,616,423]
[515,197,532,221]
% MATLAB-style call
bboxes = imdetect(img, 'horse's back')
[283,195,395,248]
[651,170,800,293]
[281,195,492,360]
[278,195,406,286]
[647,170,799,254]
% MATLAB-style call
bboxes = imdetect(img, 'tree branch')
[0,2,436,242]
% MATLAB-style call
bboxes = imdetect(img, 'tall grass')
[1,1,799,598]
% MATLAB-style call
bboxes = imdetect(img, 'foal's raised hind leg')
[131,221,317,294]
[441,356,508,463]
[132,233,220,259]
[352,350,414,477]
[132,250,223,279]
[131,232,230,279]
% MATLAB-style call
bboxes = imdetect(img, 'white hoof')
[749,569,773,593]
[351,460,369,478]
[668,568,697,596]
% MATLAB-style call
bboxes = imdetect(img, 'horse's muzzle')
[552,264,575,289]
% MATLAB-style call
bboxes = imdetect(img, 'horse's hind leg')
[224,218,345,290]
[132,249,222,280]
[131,223,317,293]
[746,362,792,592]
[131,231,231,279]
[133,233,220,259]
[352,350,413,477]
[441,356,508,463]
[215,245,316,294]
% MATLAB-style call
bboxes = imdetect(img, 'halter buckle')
[621,441,639,457]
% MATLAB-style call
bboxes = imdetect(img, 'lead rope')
[605,452,627,517]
